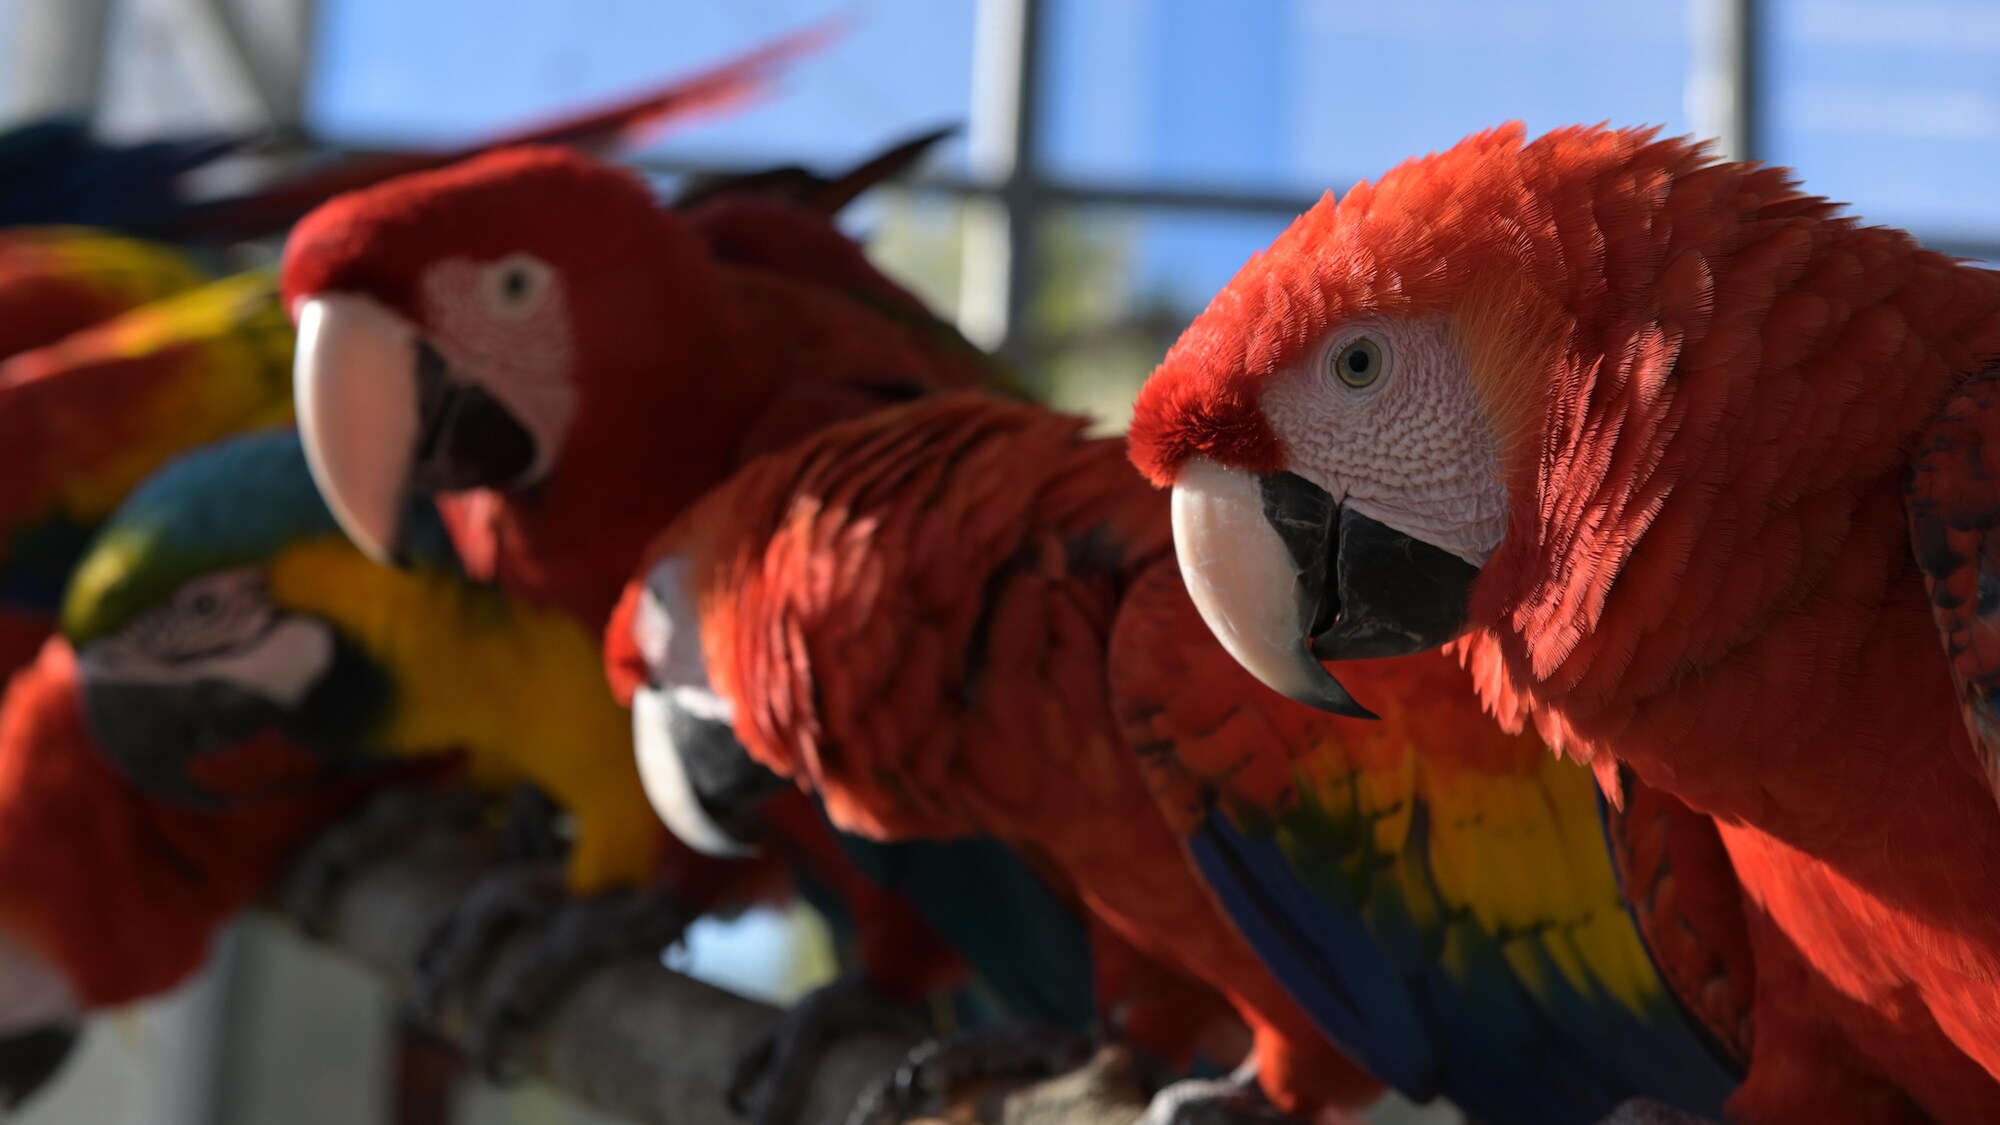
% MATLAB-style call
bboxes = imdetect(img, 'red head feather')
[1127,123,1756,485]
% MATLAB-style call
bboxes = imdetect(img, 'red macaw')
[1129,122,2000,1123]
[277,133,1007,1088]
[616,392,1380,1121]
[282,138,995,623]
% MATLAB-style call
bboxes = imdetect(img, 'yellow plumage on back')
[267,539,661,893]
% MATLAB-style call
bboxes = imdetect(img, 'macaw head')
[60,430,459,806]
[603,553,785,860]
[283,145,749,574]
[1128,123,1841,716]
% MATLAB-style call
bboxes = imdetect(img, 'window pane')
[1042,0,1694,195]
[1028,205,1299,431]
[307,0,976,172]
[1767,0,2000,245]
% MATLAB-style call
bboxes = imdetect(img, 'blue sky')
[308,0,2000,308]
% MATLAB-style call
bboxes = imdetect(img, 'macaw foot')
[726,973,932,1125]
[285,786,487,937]
[461,884,696,1078]
[1598,1100,1725,1125]
[845,1024,1095,1125]
[407,863,568,1031]
[1138,1062,1293,1125]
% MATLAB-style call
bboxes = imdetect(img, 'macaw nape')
[57,429,758,1066]
[0,635,372,1113]
[1129,121,2000,1122]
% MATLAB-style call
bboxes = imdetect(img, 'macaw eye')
[483,254,554,317]
[1329,336,1386,389]
[125,570,278,662]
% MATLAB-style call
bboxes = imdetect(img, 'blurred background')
[4,0,1998,1121]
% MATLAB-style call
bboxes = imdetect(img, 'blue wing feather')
[1192,803,1737,1125]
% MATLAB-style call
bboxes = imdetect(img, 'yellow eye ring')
[1330,337,1384,389]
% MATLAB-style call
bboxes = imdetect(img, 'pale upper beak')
[1169,458,1480,717]
[294,295,421,565]
[631,684,761,859]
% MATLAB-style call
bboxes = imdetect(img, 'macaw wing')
[1598,766,1754,1069]
[1908,365,2000,805]
[0,271,294,619]
[0,228,208,361]
[1111,563,1737,1125]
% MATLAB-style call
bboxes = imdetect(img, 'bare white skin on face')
[1257,316,1507,566]
[0,932,78,1036]
[628,555,755,859]
[74,569,334,703]
[418,254,579,486]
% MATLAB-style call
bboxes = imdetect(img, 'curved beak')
[1169,459,1480,716]
[294,295,538,568]
[294,295,423,566]
[632,685,770,859]
[0,1023,79,1111]
[73,616,376,805]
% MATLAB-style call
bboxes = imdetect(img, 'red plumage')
[0,638,365,1007]
[1130,122,2000,1122]
[650,394,1382,1117]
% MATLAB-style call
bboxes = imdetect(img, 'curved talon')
[845,1024,1095,1125]
[408,864,566,1027]
[728,973,931,1125]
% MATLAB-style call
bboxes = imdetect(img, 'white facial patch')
[0,932,77,1036]
[77,570,336,706]
[420,256,579,486]
[1259,316,1507,565]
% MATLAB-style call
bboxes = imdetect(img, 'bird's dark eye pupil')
[191,594,217,616]
[502,269,529,301]
[1345,348,1370,374]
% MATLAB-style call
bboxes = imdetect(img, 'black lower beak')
[670,702,789,845]
[0,1023,79,1111]
[1258,472,1481,710]
[407,339,537,494]
[80,680,287,807]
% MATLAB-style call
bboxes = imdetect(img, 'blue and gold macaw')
[1111,562,1749,1125]
[60,430,673,896]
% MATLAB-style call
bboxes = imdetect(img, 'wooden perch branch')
[286,817,921,1125]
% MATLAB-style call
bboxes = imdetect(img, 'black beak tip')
[1306,676,1380,722]
[0,1023,81,1112]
